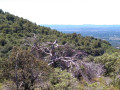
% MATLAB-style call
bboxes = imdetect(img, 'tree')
[28,38,105,82]
[0,9,4,14]
[49,68,80,90]
[94,52,120,76]
[2,47,52,90]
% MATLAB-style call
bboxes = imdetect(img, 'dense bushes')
[0,9,114,60]
[0,9,120,90]
[49,68,80,90]
[94,52,120,76]
[1,47,52,90]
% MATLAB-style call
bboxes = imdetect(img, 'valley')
[43,25,120,48]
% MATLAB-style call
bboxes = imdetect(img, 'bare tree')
[25,34,105,82]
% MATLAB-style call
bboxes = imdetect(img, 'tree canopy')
[0,9,120,90]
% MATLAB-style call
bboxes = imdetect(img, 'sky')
[0,0,120,25]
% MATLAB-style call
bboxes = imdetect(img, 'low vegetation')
[0,9,120,90]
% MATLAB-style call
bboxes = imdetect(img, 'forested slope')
[0,9,120,90]
[0,9,114,60]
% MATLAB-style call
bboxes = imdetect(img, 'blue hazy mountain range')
[41,25,120,48]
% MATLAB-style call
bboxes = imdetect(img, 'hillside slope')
[0,9,114,59]
[0,9,120,90]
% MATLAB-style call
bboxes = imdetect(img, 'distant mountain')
[42,24,120,48]
[42,24,120,30]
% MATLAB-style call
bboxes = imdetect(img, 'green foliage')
[94,52,120,76]
[2,47,52,90]
[0,38,7,46]
[49,68,80,90]
[79,77,119,90]
[0,9,4,14]
[0,9,120,90]
[0,9,113,61]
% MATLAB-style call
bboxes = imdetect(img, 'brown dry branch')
[24,34,105,82]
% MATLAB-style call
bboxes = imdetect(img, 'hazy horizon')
[41,24,120,25]
[0,0,120,25]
